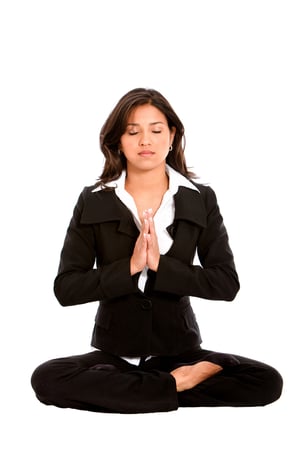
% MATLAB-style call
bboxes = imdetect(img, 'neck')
[125,165,168,192]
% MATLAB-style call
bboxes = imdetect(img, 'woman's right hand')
[130,215,149,275]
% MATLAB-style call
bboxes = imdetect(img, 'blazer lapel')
[80,189,138,237]
[173,186,207,227]
[166,186,207,263]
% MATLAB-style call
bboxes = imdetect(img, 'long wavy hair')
[96,87,196,188]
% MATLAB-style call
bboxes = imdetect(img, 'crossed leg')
[170,361,223,392]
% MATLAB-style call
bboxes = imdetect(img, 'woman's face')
[119,104,175,174]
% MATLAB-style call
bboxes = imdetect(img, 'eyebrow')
[126,121,166,126]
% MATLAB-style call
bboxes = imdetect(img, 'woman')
[31,88,283,413]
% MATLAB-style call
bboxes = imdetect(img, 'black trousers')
[31,348,283,414]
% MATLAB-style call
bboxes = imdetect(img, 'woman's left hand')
[143,209,160,272]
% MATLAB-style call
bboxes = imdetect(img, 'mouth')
[138,151,155,157]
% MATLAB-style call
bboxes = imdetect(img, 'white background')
[1,0,299,447]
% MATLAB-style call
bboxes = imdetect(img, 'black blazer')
[54,183,240,357]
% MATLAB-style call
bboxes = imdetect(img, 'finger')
[148,215,156,235]
[143,217,150,235]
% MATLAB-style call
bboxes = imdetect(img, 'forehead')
[127,104,167,124]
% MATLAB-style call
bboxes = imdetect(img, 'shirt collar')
[92,165,199,194]
[166,165,199,195]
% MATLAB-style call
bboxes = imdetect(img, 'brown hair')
[97,87,196,188]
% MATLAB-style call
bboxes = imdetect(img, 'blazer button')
[141,299,152,310]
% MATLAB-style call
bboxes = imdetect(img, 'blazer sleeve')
[153,186,240,301]
[53,188,139,306]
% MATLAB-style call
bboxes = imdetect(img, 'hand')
[130,209,160,275]
[144,209,160,272]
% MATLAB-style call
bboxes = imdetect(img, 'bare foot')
[170,361,223,392]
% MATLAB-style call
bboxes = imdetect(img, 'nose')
[139,131,151,146]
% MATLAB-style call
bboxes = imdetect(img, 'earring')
[169,145,173,151]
